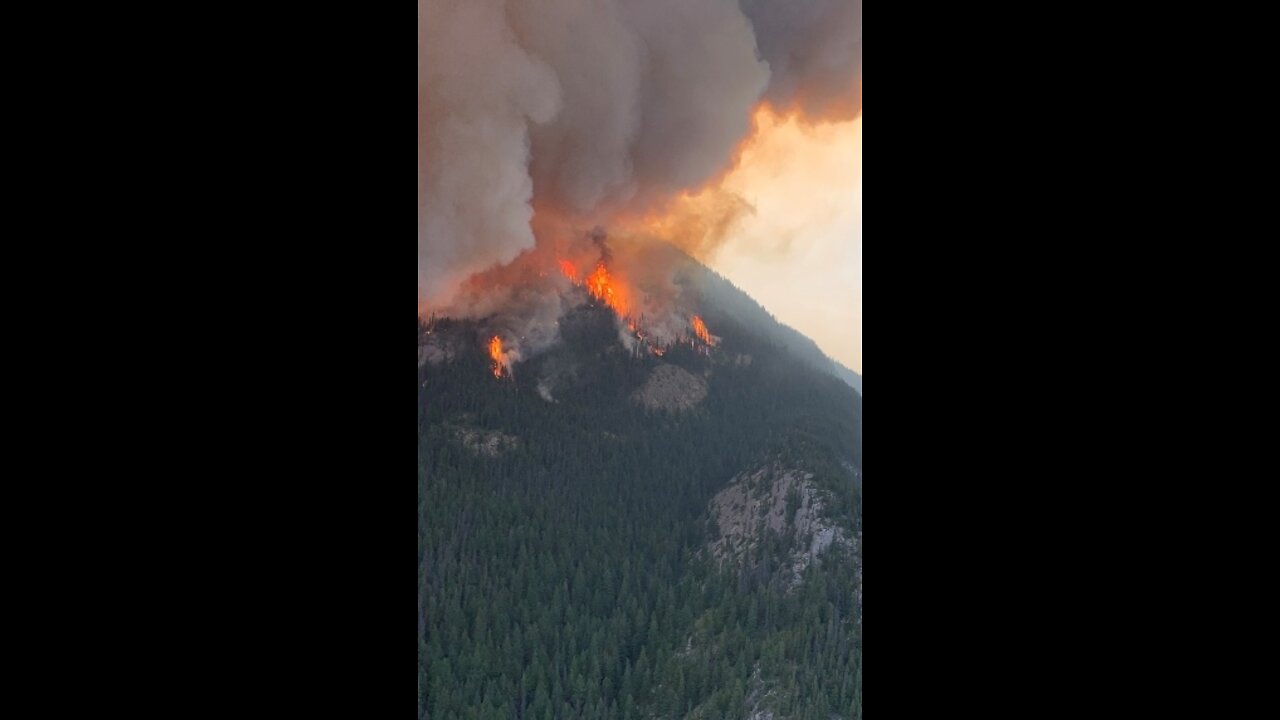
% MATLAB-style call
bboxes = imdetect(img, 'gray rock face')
[418,334,453,368]
[708,463,857,593]
[631,363,709,412]
[449,425,518,457]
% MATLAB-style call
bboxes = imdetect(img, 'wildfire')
[691,316,716,347]
[586,263,631,317]
[558,260,578,283]
[489,336,505,379]
[552,257,718,358]
[562,257,632,319]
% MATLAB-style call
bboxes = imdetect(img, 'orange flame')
[555,257,647,344]
[691,316,716,346]
[558,260,578,283]
[585,263,631,317]
[488,336,505,379]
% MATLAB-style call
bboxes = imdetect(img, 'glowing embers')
[489,336,506,379]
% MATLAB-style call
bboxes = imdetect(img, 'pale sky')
[708,111,863,375]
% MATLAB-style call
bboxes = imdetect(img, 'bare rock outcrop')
[632,363,708,412]
[418,334,454,368]
[448,425,518,457]
[709,463,857,592]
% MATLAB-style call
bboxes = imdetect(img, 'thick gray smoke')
[417,0,561,308]
[741,0,864,120]
[418,0,862,315]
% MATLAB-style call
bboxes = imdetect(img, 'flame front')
[489,336,505,379]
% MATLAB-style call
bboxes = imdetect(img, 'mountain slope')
[832,364,862,395]
[418,264,862,720]
[676,246,861,396]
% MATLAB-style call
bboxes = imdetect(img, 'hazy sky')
[708,112,863,375]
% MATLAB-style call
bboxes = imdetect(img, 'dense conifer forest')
[418,293,863,719]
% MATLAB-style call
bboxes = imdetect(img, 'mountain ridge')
[418,248,862,719]
[664,244,860,396]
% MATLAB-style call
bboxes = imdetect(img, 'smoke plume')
[417,0,561,308]
[418,0,862,355]
[741,0,864,121]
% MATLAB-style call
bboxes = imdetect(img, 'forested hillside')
[418,296,863,719]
